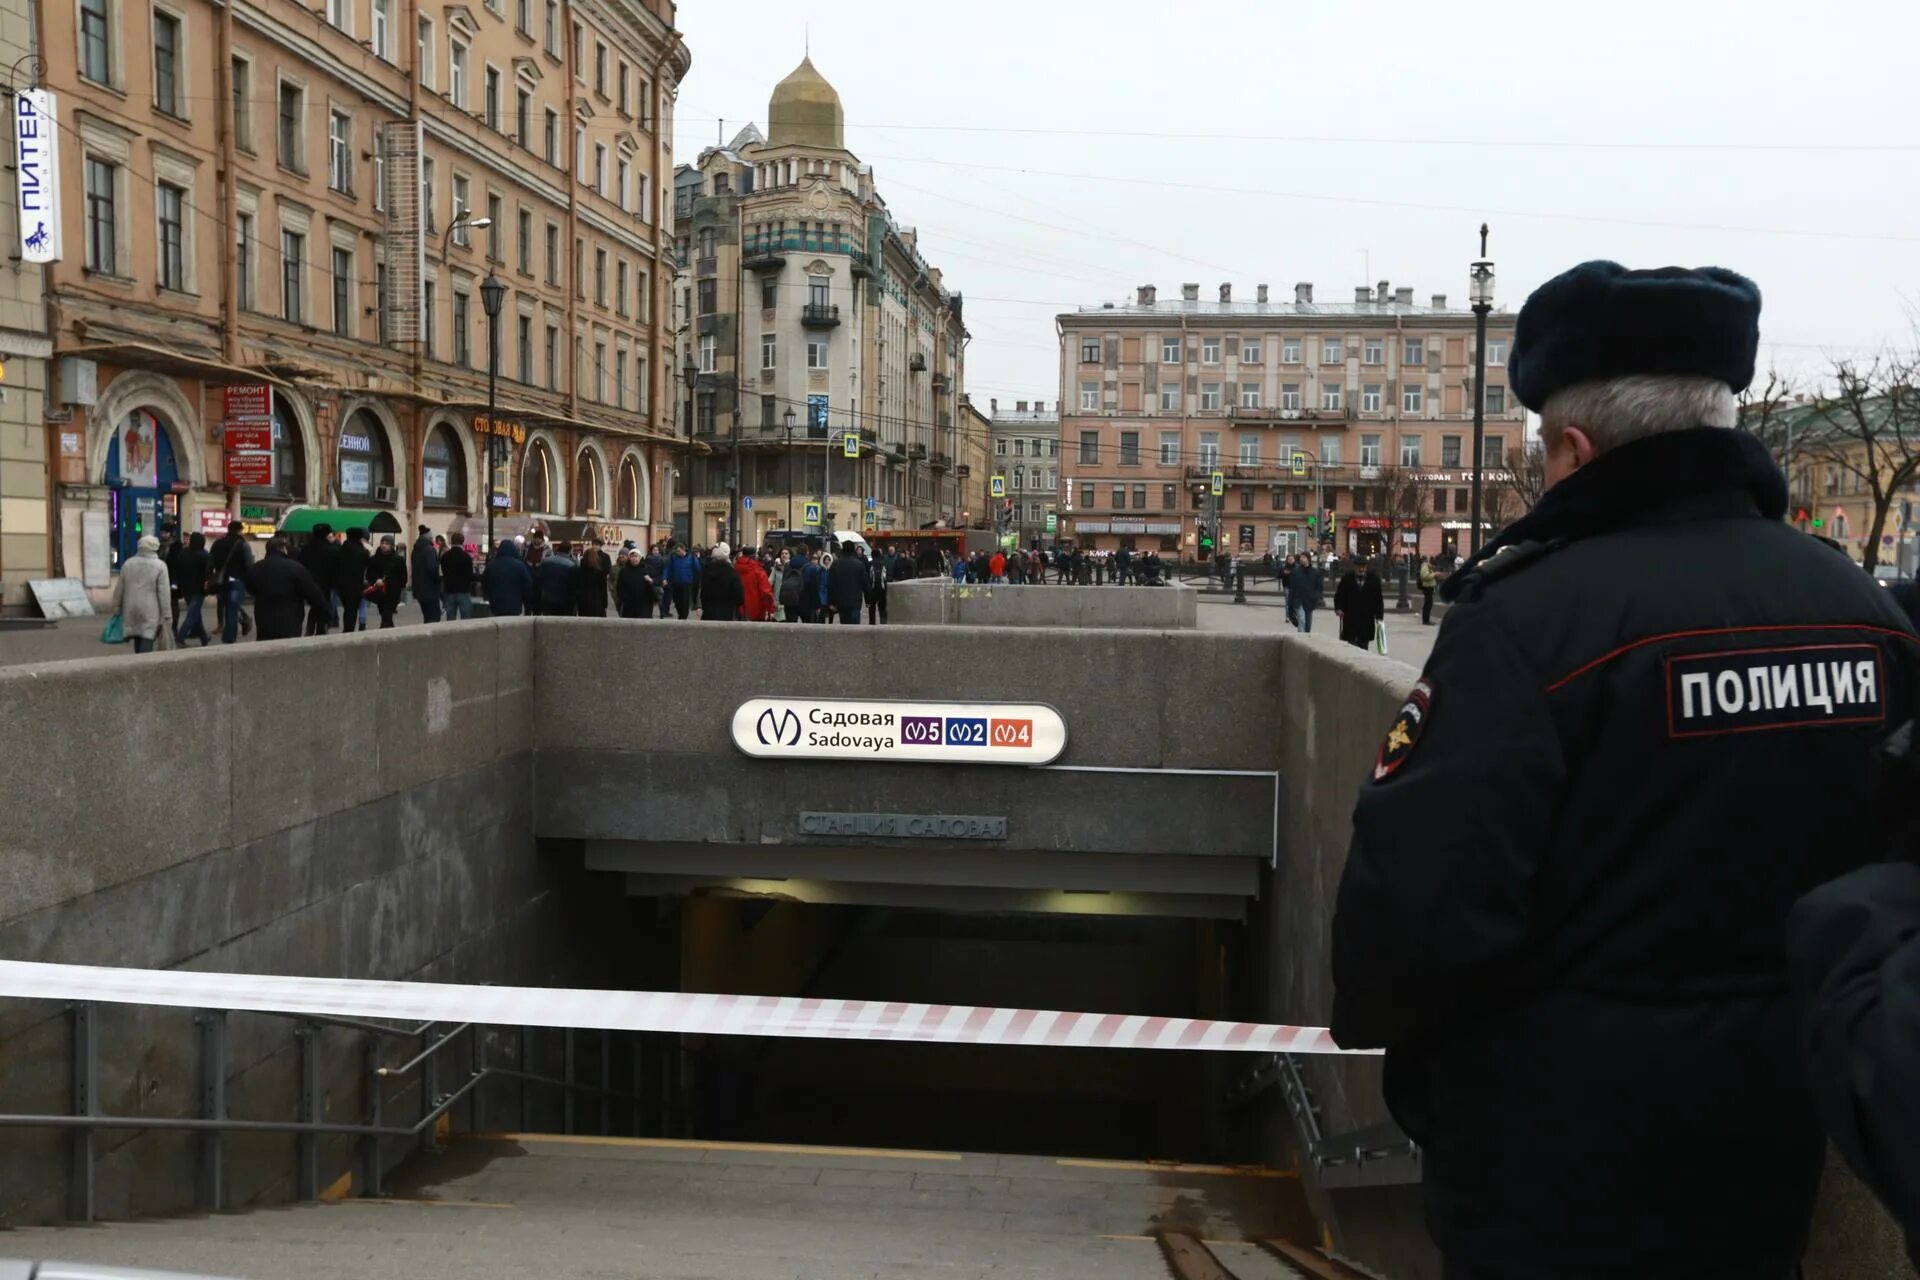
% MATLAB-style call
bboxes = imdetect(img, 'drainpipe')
[650,31,685,535]
[404,0,425,526]
[560,0,578,422]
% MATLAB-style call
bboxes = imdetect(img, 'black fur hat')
[1508,261,1761,412]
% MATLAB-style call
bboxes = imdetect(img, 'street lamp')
[783,407,797,531]
[683,357,699,545]
[479,271,506,561]
[1468,223,1495,556]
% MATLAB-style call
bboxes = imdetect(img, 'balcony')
[849,252,876,279]
[930,452,952,471]
[931,372,951,392]
[801,303,841,328]
[741,243,786,272]
[1228,404,1312,423]
[909,353,927,373]
[908,443,927,460]
[957,464,972,477]
[1183,464,1315,483]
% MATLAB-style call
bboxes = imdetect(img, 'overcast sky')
[672,0,1920,407]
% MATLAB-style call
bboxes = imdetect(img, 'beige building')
[38,0,688,594]
[0,0,52,613]
[672,56,967,546]
[1056,282,1523,561]
[986,398,1058,547]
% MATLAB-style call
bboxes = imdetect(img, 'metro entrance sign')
[732,697,1067,765]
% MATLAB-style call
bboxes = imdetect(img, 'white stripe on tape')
[0,961,1378,1056]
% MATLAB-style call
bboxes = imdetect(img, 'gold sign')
[472,415,527,444]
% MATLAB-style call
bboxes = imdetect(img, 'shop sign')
[733,697,1067,766]
[224,424,272,453]
[15,90,61,264]
[224,383,271,420]
[240,503,274,520]
[224,450,274,487]
[339,431,374,453]
[1347,517,1393,531]
[340,458,372,495]
[491,493,512,509]
[238,520,278,538]
[199,510,232,536]
[472,415,527,444]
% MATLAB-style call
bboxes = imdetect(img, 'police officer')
[1328,261,1920,1280]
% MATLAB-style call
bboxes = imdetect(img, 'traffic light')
[1306,516,1317,529]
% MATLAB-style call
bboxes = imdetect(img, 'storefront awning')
[279,507,406,536]
[62,342,292,390]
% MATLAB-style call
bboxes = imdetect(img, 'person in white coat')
[113,535,176,655]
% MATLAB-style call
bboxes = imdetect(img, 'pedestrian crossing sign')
[1210,470,1225,496]
[843,433,860,458]
[991,475,1006,498]
[804,501,822,526]
[862,511,877,531]
[1291,455,1307,477]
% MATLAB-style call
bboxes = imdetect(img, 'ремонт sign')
[732,697,1066,765]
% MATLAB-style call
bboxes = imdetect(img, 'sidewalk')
[0,606,430,670]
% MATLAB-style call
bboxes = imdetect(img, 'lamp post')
[478,271,506,560]
[783,407,797,531]
[683,357,698,545]
[1468,224,1495,556]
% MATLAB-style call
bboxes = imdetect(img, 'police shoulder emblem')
[1373,679,1433,782]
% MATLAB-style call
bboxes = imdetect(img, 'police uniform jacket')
[1330,427,1920,1277]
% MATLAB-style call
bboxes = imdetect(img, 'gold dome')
[768,56,844,151]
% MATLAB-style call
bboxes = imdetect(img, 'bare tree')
[1788,352,1920,570]
[1375,467,1437,565]
[1737,368,1800,461]
[1504,437,1550,514]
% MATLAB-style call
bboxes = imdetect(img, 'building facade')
[986,398,1058,547]
[1056,282,1523,561]
[672,56,967,547]
[0,0,52,614]
[38,0,688,598]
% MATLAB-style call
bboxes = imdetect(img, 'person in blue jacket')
[481,540,533,617]
[797,550,824,623]
[662,542,699,619]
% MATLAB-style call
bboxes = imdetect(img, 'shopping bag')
[100,614,126,644]
[1374,620,1389,655]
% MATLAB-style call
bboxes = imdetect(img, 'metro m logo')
[756,707,802,747]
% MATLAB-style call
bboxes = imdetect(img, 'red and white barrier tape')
[0,960,1374,1056]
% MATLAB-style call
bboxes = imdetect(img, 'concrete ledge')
[889,580,1198,629]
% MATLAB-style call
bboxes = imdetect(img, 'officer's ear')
[1544,426,1597,487]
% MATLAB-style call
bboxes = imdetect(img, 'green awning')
[278,507,405,536]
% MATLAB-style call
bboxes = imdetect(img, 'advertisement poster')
[120,411,158,488]
[807,394,829,439]
[340,458,372,496]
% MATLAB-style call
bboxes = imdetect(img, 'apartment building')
[41,0,687,591]
[672,55,967,545]
[1056,281,1523,561]
[0,0,52,612]
[987,398,1059,547]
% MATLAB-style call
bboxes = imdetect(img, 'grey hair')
[1538,375,1738,454]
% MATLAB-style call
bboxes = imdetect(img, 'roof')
[1067,300,1505,320]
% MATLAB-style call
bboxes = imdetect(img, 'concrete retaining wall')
[1254,628,1906,1280]
[888,579,1198,629]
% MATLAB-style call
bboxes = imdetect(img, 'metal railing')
[0,1001,650,1223]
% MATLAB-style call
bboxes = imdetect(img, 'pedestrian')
[1331,558,1383,650]
[698,541,744,621]
[663,542,698,619]
[535,540,579,616]
[829,544,870,625]
[332,528,372,634]
[865,550,889,623]
[1285,552,1321,632]
[989,548,1007,583]
[207,524,255,644]
[366,533,408,629]
[736,546,775,621]
[440,539,476,619]
[410,525,443,623]
[245,536,329,641]
[770,548,796,621]
[158,522,182,632]
[298,523,337,634]
[172,531,212,646]
[950,552,967,584]
[575,540,612,618]
[1328,259,1920,1280]
[615,548,657,618]
[799,550,826,623]
[482,538,534,616]
[1418,556,1438,626]
[645,543,671,619]
[110,535,175,655]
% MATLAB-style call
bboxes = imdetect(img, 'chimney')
[1137,284,1157,306]
[1355,286,1372,304]
[1016,400,1028,412]
[1431,294,1447,309]
[1257,284,1269,304]
[1036,400,1046,412]
[1294,282,1313,304]
[1182,282,1200,302]
[1219,283,1232,303]
[991,398,998,414]
[1376,280,1390,304]
[1394,287,1414,306]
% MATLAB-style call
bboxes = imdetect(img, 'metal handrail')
[375,1023,472,1077]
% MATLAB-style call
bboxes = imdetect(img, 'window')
[325,0,345,28]
[1159,432,1179,465]
[1321,383,1342,412]
[372,0,391,59]
[277,81,304,171]
[331,247,352,337]
[1271,487,1285,512]
[1239,489,1253,512]
[1486,385,1506,415]
[697,333,715,373]
[545,325,559,389]
[451,175,470,244]
[517,315,533,381]
[544,223,558,283]
[543,108,558,164]
[1282,338,1301,364]
[372,138,385,211]
[377,263,388,340]
[617,61,629,115]
[1111,486,1125,510]
[235,212,254,308]
[1242,341,1261,363]
[616,158,629,209]
[1079,483,1094,509]
[152,11,181,116]
[79,0,110,83]
[1079,382,1098,411]
[761,332,776,369]
[449,39,467,107]
[1012,466,1025,491]
[759,273,777,310]
[1441,436,1462,467]
[417,17,432,88]
[1198,433,1219,467]
[1362,385,1382,413]
[615,260,627,315]
[1320,437,1341,467]
[483,66,500,130]
[1162,483,1176,509]
[1202,337,1220,364]
[593,142,607,195]
[517,209,532,273]
[544,0,556,53]
[696,278,715,315]
[87,159,118,274]
[420,157,435,232]
[571,21,581,74]
[1078,430,1099,465]
[1363,338,1383,365]
[1120,431,1140,465]
[515,0,527,32]
[594,42,606,96]
[1403,337,1424,366]
[1360,434,1381,467]
[1403,384,1423,414]
[155,183,184,289]
[328,110,352,193]
[994,439,1007,456]
[1238,438,1259,466]
[1280,384,1301,411]
[807,273,829,307]
[230,57,251,149]
[1199,383,1220,411]
[1400,435,1423,467]
[1483,436,1506,468]
[593,341,605,400]
[482,193,500,261]
[1486,339,1508,366]
[807,339,828,369]
[1014,439,1026,457]
[421,281,435,356]
[1159,383,1179,410]
[1162,336,1181,364]
[452,291,470,366]
[1080,338,1099,363]
[1322,338,1343,364]
[1239,384,1261,409]
[280,229,304,322]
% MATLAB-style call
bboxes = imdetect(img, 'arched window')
[617,455,643,519]
[422,422,468,510]
[574,449,602,514]
[338,409,399,506]
[523,438,557,513]
[105,406,181,570]
[1833,509,1850,539]
[244,394,307,501]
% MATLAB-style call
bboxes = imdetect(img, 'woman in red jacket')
[735,549,776,621]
